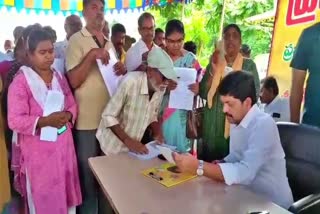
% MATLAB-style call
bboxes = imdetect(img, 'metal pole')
[219,0,227,39]
[181,0,185,21]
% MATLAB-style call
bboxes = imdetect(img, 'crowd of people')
[1,0,319,213]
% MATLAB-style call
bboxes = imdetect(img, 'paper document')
[40,90,65,142]
[129,141,160,160]
[52,58,65,73]
[156,145,175,164]
[169,67,197,110]
[97,50,124,96]
[129,141,177,160]
[157,143,176,151]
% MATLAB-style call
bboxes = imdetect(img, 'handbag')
[186,96,205,139]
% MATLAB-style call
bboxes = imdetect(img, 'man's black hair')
[218,71,257,105]
[261,76,279,96]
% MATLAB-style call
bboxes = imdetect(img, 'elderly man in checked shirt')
[97,48,178,155]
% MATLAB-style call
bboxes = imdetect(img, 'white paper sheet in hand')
[40,90,64,142]
[129,141,160,160]
[156,145,175,164]
[97,50,124,96]
[169,67,197,110]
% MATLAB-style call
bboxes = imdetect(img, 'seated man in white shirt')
[174,71,293,209]
[260,76,290,122]
[125,12,160,72]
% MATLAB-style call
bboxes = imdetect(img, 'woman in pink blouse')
[7,29,81,214]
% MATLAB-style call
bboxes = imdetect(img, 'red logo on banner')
[286,0,319,26]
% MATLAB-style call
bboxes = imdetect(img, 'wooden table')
[89,154,292,214]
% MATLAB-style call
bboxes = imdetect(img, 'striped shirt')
[96,72,164,155]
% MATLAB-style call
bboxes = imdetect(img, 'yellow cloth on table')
[207,53,244,138]
[0,77,11,211]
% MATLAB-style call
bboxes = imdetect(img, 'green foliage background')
[148,0,274,66]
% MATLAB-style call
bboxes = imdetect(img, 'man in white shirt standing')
[0,52,11,63]
[125,12,160,72]
[54,15,83,60]
[54,15,82,73]
[260,76,290,122]
[174,71,293,209]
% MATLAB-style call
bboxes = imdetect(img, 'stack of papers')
[129,141,160,160]
[129,141,176,161]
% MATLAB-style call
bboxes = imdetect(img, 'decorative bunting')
[0,0,192,14]
[4,0,15,6]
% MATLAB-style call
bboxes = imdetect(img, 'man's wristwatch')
[196,160,204,176]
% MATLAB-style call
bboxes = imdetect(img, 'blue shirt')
[0,52,11,63]
[219,105,293,209]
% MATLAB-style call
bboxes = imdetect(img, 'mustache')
[96,14,104,19]
[225,113,233,118]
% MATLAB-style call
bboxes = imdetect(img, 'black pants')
[73,129,114,214]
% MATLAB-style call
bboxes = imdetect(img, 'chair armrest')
[289,194,320,213]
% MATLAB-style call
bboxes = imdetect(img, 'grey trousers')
[74,129,114,214]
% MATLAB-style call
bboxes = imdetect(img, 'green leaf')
[148,0,274,63]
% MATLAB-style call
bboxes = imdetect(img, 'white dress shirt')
[263,96,290,122]
[54,40,68,59]
[219,104,293,209]
[0,51,12,62]
[125,39,160,72]
[53,40,68,73]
